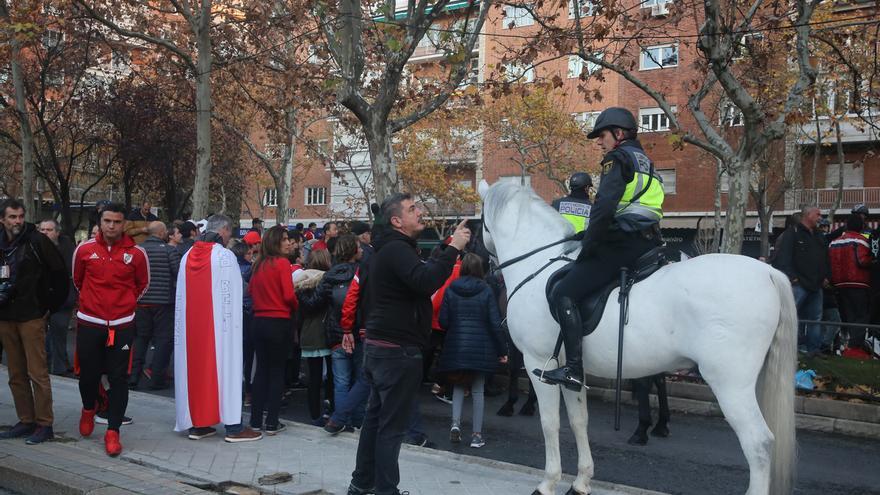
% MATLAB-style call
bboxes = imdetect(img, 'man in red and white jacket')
[829,215,875,357]
[72,203,149,456]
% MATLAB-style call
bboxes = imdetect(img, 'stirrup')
[531,357,589,391]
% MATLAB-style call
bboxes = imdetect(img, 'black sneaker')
[25,426,54,445]
[264,422,286,436]
[188,426,217,440]
[0,422,36,439]
[95,412,133,425]
[346,483,376,495]
[324,420,345,435]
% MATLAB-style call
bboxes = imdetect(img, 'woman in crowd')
[438,253,507,449]
[300,234,362,429]
[295,248,334,425]
[248,226,298,435]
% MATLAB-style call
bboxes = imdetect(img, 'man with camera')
[0,199,68,445]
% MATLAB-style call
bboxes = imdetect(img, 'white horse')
[477,180,797,495]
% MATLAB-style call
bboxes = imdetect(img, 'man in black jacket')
[0,199,68,445]
[774,205,828,354]
[130,221,180,389]
[38,219,76,376]
[348,193,470,495]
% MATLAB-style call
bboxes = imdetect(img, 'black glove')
[571,230,586,241]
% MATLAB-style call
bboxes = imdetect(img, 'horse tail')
[757,268,798,495]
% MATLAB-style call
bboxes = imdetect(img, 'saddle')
[545,246,668,336]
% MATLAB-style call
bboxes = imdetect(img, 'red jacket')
[431,260,462,331]
[73,233,149,326]
[340,268,360,333]
[829,231,873,289]
[250,257,298,318]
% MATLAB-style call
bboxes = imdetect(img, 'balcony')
[796,117,880,145]
[790,188,880,210]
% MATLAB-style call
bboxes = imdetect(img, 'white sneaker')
[450,426,461,444]
[470,433,485,448]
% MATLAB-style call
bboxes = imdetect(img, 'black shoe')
[25,426,54,445]
[324,420,345,435]
[188,426,217,440]
[264,422,286,436]
[347,483,376,495]
[0,422,36,439]
[95,412,133,426]
[533,365,585,391]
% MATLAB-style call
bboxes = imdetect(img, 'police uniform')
[552,195,592,233]
[552,139,664,303]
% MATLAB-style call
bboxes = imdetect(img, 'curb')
[505,375,880,440]
[0,452,112,495]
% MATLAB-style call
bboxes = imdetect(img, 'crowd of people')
[0,194,518,493]
[772,203,880,359]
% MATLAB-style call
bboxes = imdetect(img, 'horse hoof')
[627,431,648,445]
[565,486,590,495]
[519,402,536,416]
[651,424,670,438]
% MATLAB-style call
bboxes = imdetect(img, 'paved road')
[62,333,880,494]
[138,376,880,495]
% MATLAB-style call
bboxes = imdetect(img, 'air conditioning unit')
[651,2,670,16]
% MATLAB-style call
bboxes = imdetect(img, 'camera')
[0,280,15,307]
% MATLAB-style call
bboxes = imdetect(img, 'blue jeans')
[822,307,841,352]
[793,285,823,353]
[330,339,367,427]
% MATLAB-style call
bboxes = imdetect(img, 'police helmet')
[586,107,639,139]
[852,203,869,216]
[569,172,593,191]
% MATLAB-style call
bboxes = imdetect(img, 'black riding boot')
[533,297,585,391]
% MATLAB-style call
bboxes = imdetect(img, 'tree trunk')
[191,25,213,219]
[367,122,398,203]
[811,108,821,191]
[7,25,37,221]
[276,108,298,226]
[757,185,770,258]
[829,120,846,224]
[721,159,750,254]
[712,159,724,253]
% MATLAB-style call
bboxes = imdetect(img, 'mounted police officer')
[552,173,593,233]
[536,107,665,390]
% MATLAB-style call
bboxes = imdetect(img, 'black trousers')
[307,356,334,420]
[351,344,423,495]
[46,308,72,375]
[76,322,134,431]
[130,305,174,387]
[837,287,871,347]
[554,234,658,303]
[250,317,291,428]
[243,312,255,394]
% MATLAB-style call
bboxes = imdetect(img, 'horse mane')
[485,181,573,239]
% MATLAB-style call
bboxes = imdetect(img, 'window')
[825,163,864,189]
[42,30,63,51]
[503,5,534,28]
[498,175,532,187]
[657,169,676,194]
[306,186,327,205]
[567,53,603,78]
[640,0,669,7]
[639,107,675,132]
[720,102,744,127]
[503,62,535,83]
[640,44,678,70]
[732,33,765,60]
[568,0,597,17]
[498,118,512,142]
[263,188,278,207]
[572,111,601,131]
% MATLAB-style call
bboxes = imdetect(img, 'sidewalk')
[0,366,665,495]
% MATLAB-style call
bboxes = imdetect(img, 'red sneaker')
[104,430,122,457]
[79,408,97,437]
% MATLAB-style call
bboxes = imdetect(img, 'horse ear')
[478,180,490,200]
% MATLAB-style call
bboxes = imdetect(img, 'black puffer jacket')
[139,235,181,305]
[300,261,357,348]
[0,223,67,321]
[437,276,506,374]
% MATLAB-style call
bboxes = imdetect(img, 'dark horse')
[628,373,670,445]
